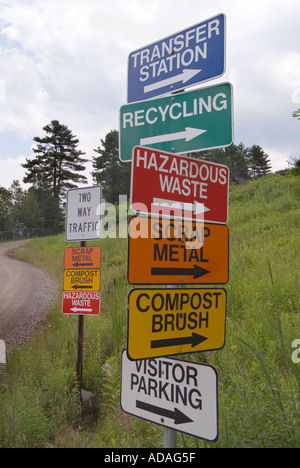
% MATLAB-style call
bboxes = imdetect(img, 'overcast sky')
[0,0,300,189]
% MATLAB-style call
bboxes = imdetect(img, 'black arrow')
[71,284,93,290]
[151,333,208,349]
[151,264,210,279]
[136,400,193,425]
[72,262,93,267]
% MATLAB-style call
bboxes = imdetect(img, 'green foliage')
[92,130,131,204]
[194,142,271,182]
[292,108,300,120]
[0,119,90,232]
[22,120,88,200]
[0,307,81,447]
[0,180,63,232]
[0,174,299,447]
[248,144,272,178]
[0,186,12,230]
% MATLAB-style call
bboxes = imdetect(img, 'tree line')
[92,130,273,203]
[0,119,276,232]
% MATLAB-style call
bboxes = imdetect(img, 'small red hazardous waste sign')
[130,146,229,224]
[62,291,100,316]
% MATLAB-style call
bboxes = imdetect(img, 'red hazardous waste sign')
[62,291,100,316]
[130,146,229,224]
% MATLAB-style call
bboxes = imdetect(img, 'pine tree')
[22,120,88,200]
[248,145,272,178]
[92,129,131,204]
[193,143,250,183]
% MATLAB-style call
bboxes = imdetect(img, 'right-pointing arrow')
[136,400,193,425]
[151,265,210,279]
[140,127,206,146]
[144,68,202,94]
[152,198,210,216]
[151,333,208,350]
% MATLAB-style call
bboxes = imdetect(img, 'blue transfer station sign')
[127,13,226,103]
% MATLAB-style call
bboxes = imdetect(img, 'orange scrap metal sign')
[64,246,101,270]
[127,216,228,285]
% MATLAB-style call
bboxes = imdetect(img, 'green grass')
[0,173,300,447]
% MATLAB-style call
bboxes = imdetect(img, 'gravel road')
[0,240,58,350]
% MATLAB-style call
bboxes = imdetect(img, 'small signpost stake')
[76,240,85,397]
[65,186,102,398]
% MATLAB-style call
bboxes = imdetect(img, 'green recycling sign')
[119,82,233,162]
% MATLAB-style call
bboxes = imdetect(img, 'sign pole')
[163,427,177,448]
[163,283,178,448]
[76,240,86,397]
[64,185,102,399]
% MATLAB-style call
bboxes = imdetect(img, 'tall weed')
[0,174,299,447]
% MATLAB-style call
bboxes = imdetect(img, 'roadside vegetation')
[0,172,299,448]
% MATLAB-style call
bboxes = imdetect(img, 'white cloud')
[0,47,49,137]
[0,155,27,188]
[0,0,134,149]
[0,0,299,187]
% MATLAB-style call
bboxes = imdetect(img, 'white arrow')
[152,198,210,215]
[144,68,202,94]
[70,307,93,313]
[140,127,206,146]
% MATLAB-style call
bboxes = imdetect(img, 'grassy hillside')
[0,173,299,448]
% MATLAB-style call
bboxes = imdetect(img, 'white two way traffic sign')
[65,186,102,241]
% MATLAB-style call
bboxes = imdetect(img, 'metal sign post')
[164,427,177,449]
[64,186,102,399]
[76,241,85,395]
[164,284,178,448]
[122,13,229,448]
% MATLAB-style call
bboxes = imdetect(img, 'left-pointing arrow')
[140,127,206,146]
[136,400,193,425]
[70,307,93,313]
[71,284,93,290]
